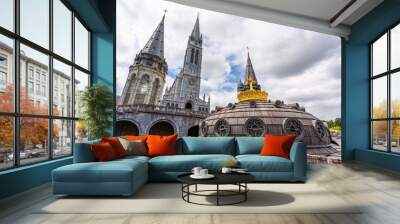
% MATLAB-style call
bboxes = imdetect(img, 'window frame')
[370,21,400,154]
[0,0,92,171]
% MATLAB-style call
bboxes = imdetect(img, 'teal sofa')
[52,137,306,196]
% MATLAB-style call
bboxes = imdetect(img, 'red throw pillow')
[91,142,117,161]
[124,135,148,141]
[101,137,127,158]
[146,134,177,157]
[260,135,296,159]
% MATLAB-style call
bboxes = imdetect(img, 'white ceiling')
[228,0,352,22]
[166,0,384,38]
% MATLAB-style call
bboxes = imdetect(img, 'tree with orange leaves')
[0,84,59,151]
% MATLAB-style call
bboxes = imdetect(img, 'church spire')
[141,14,165,59]
[244,48,259,87]
[237,49,268,102]
[190,14,201,41]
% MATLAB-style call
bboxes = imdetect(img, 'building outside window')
[35,70,40,81]
[0,55,7,67]
[42,85,46,97]
[28,67,34,80]
[28,81,34,93]
[0,54,7,88]
[0,71,6,85]
[41,73,46,83]
[0,0,91,170]
[36,83,40,95]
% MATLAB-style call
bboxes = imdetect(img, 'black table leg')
[187,184,190,202]
[216,184,219,206]
[195,184,198,192]
[245,183,247,201]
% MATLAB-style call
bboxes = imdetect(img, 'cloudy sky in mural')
[117,0,341,120]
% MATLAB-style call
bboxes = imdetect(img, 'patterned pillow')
[118,137,147,156]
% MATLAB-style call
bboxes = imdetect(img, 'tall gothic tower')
[162,16,210,112]
[119,15,168,106]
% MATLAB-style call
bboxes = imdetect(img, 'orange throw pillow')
[260,135,296,159]
[101,137,127,158]
[124,135,148,141]
[146,134,177,157]
[91,142,117,162]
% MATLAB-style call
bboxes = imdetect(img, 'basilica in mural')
[117,14,210,137]
[116,13,340,163]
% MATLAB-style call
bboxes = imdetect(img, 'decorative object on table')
[231,168,249,173]
[191,167,202,176]
[221,167,232,173]
[221,159,240,173]
[79,84,114,140]
[177,173,255,206]
[222,167,248,174]
[189,173,215,179]
[225,159,238,168]
[190,167,214,179]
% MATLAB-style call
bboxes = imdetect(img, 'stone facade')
[119,15,167,106]
[117,15,209,137]
[117,104,206,137]
[162,16,210,113]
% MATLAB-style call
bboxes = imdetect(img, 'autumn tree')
[372,99,400,143]
[0,85,60,152]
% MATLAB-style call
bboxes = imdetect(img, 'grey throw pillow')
[118,137,147,156]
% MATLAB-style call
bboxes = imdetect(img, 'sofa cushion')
[260,135,296,159]
[53,158,147,183]
[91,142,118,162]
[236,155,293,172]
[101,137,127,158]
[118,137,147,156]
[178,137,235,155]
[149,154,235,172]
[124,135,148,141]
[235,137,263,155]
[147,134,177,157]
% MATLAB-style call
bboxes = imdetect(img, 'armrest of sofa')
[73,140,100,163]
[289,141,307,182]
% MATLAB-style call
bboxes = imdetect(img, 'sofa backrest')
[177,137,236,155]
[74,136,267,161]
[235,137,264,155]
[73,139,100,163]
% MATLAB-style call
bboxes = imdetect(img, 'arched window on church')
[194,49,199,65]
[149,78,160,105]
[190,48,195,64]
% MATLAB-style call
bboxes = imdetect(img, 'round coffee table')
[177,173,255,206]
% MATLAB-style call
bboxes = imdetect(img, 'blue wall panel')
[92,32,115,135]
[0,158,72,199]
[92,33,114,87]
[342,43,370,160]
[343,0,400,171]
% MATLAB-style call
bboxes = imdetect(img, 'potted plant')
[79,84,114,140]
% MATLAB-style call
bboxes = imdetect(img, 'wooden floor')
[1,162,400,224]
